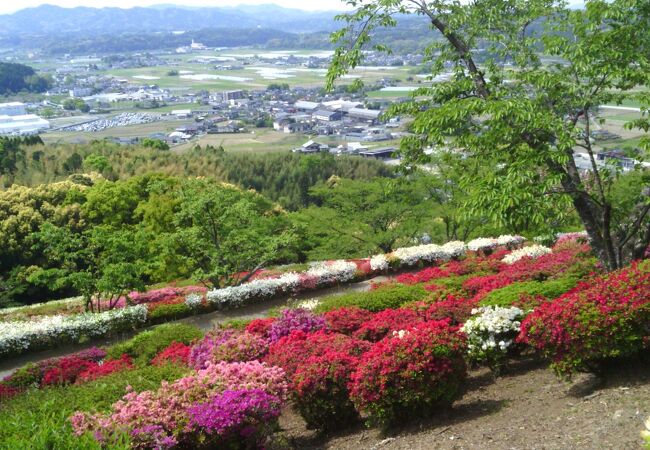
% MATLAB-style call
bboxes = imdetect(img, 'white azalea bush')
[460,305,525,374]
[206,260,357,309]
[502,245,552,265]
[468,235,525,252]
[370,254,389,272]
[184,293,203,309]
[296,299,320,311]
[392,241,465,266]
[0,305,147,357]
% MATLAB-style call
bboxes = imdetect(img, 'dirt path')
[0,277,386,379]
[281,356,650,450]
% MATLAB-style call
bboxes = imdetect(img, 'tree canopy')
[328,0,650,270]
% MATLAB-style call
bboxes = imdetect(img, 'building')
[313,109,343,122]
[171,109,192,119]
[0,102,27,116]
[221,90,245,101]
[359,147,396,159]
[0,114,50,135]
[69,88,93,98]
[294,100,320,112]
[348,108,382,123]
[293,140,329,153]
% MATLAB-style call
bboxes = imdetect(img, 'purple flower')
[267,308,327,343]
[188,389,281,438]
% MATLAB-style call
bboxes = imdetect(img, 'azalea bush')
[245,318,275,338]
[76,355,134,384]
[267,308,327,343]
[502,245,552,265]
[349,320,467,428]
[0,305,148,357]
[70,361,288,449]
[265,330,371,380]
[106,323,203,365]
[189,329,268,370]
[461,306,525,374]
[353,308,422,342]
[323,307,374,335]
[518,260,650,377]
[188,388,283,449]
[293,350,362,431]
[151,342,192,367]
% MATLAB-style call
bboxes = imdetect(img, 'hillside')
[0,4,341,35]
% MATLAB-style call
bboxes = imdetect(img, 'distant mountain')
[0,4,342,36]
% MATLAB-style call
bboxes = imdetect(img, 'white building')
[0,102,27,116]
[0,114,50,135]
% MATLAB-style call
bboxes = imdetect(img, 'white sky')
[1,0,585,16]
[0,1,352,15]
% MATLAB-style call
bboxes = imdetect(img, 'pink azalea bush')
[70,361,288,448]
[189,329,268,370]
[267,308,327,343]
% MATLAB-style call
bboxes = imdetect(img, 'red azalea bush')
[265,330,371,379]
[41,356,97,386]
[292,350,362,431]
[151,342,192,366]
[415,295,477,325]
[324,307,375,335]
[245,318,276,338]
[518,260,650,377]
[76,355,134,384]
[0,384,23,401]
[353,308,423,342]
[463,273,515,299]
[349,320,467,428]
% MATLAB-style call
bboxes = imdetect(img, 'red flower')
[151,342,191,367]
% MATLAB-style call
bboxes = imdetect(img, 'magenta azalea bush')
[70,361,288,449]
[188,389,282,448]
[267,308,327,343]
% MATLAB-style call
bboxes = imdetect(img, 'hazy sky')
[0,0,585,15]
[0,1,352,15]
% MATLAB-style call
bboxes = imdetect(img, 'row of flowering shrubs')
[0,305,148,357]
[0,236,527,359]
[3,236,648,448]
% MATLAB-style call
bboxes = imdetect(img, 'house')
[171,109,192,119]
[313,109,343,122]
[322,99,363,113]
[175,124,200,135]
[348,107,382,123]
[221,90,245,101]
[283,122,312,134]
[294,100,320,112]
[293,140,329,153]
[359,147,397,159]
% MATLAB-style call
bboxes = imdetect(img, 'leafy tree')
[141,138,170,151]
[167,178,298,288]
[28,223,149,312]
[328,0,650,270]
[296,176,439,259]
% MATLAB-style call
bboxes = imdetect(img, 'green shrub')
[479,276,579,308]
[315,284,427,313]
[105,323,203,365]
[0,364,188,449]
[221,318,253,329]
[148,303,193,323]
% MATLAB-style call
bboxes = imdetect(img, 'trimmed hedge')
[105,323,203,365]
[479,276,580,308]
[314,284,428,313]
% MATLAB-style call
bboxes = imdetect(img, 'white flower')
[370,254,389,271]
[461,306,525,365]
[185,293,203,309]
[0,305,147,356]
[392,329,410,339]
[297,299,320,311]
[467,238,498,252]
[501,245,552,264]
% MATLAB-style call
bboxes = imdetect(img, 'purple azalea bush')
[268,309,327,343]
[189,389,282,447]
